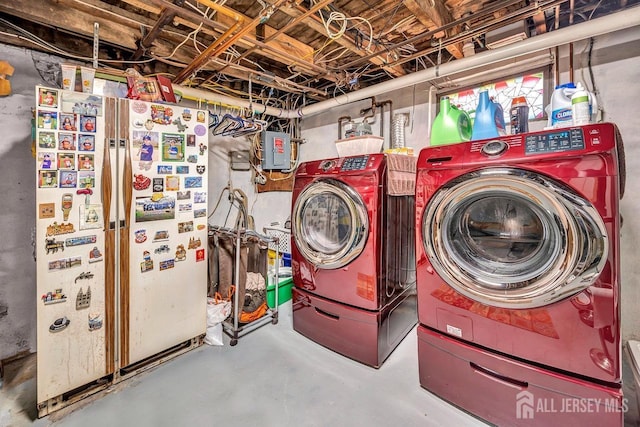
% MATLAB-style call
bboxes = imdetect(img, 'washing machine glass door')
[422,167,608,309]
[293,179,368,269]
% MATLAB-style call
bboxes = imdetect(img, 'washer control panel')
[340,155,369,171]
[525,128,585,154]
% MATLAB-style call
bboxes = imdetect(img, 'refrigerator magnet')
[38,131,56,149]
[37,110,57,129]
[186,155,198,164]
[193,209,206,219]
[199,143,207,155]
[88,246,103,263]
[38,88,58,108]
[153,230,169,242]
[45,238,64,254]
[78,154,94,171]
[182,109,192,122]
[196,165,205,175]
[178,221,193,233]
[41,289,66,305]
[62,92,102,116]
[173,117,187,132]
[178,203,192,213]
[75,271,94,283]
[88,313,103,331]
[184,177,202,188]
[46,222,75,237]
[48,256,81,270]
[176,165,189,174]
[134,229,147,243]
[133,174,151,191]
[194,192,206,204]
[196,249,205,262]
[60,171,77,189]
[177,190,190,200]
[152,178,164,192]
[38,152,56,170]
[135,196,176,222]
[188,236,201,249]
[133,131,158,171]
[78,171,95,189]
[150,104,173,125]
[61,193,73,221]
[79,204,103,230]
[59,113,77,131]
[79,115,96,133]
[157,165,172,174]
[39,170,58,188]
[39,203,55,219]
[175,244,186,261]
[76,286,91,309]
[165,175,179,191]
[162,133,185,161]
[58,133,76,150]
[79,134,95,151]
[58,153,75,170]
[186,134,196,147]
[49,316,70,333]
[65,235,97,247]
[140,251,154,272]
[159,259,175,271]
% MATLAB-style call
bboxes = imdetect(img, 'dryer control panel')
[340,155,369,171]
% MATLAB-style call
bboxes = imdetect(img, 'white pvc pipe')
[176,7,640,119]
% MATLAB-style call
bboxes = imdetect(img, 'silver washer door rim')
[293,179,369,269]
[422,167,608,309]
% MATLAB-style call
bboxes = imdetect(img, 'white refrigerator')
[35,86,209,415]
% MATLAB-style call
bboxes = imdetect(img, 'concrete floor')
[1,302,638,427]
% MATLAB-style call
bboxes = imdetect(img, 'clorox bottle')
[471,90,506,140]
[547,82,577,128]
[430,97,472,146]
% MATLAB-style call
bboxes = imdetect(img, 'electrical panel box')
[261,131,291,170]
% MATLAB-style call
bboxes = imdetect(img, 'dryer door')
[292,179,369,269]
[422,167,608,309]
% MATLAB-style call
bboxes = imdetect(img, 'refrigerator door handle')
[121,137,132,229]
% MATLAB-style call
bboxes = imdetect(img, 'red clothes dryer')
[415,123,625,425]
[291,154,417,368]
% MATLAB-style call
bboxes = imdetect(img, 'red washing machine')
[291,154,417,368]
[415,123,625,426]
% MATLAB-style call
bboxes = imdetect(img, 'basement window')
[445,71,546,125]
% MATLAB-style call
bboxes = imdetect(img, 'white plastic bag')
[204,323,223,346]
[205,297,231,346]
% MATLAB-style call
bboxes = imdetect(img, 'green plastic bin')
[267,277,293,308]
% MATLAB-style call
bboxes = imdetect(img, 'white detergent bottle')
[548,82,577,128]
[571,82,597,125]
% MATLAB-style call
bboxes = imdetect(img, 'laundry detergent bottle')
[430,97,472,146]
[471,90,506,140]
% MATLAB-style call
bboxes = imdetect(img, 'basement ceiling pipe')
[176,6,640,119]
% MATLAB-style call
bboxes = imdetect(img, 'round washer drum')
[292,179,368,270]
[422,167,608,309]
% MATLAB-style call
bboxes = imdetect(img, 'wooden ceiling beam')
[132,0,321,76]
[131,0,185,61]
[279,3,407,77]
[403,0,464,59]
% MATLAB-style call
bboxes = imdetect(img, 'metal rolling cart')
[208,226,279,346]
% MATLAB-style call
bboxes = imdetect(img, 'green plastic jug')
[430,97,472,146]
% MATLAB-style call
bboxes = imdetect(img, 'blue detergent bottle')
[471,90,506,140]
[430,97,472,146]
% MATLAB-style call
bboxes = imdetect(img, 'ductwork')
[176,7,640,119]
